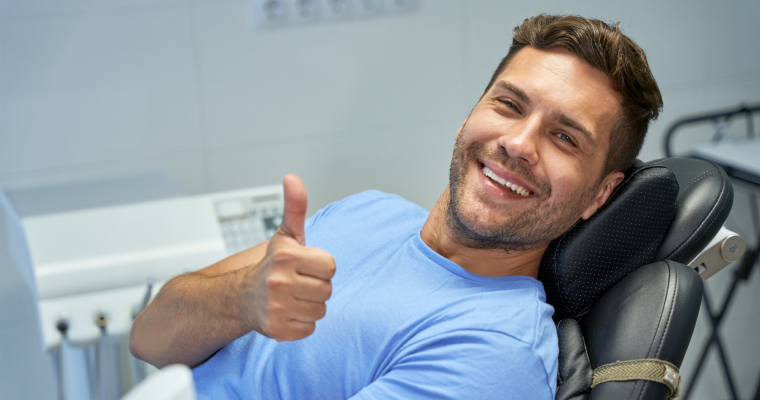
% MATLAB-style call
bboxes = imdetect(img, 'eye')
[500,99,519,112]
[556,133,576,146]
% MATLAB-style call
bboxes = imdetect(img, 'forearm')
[129,268,252,369]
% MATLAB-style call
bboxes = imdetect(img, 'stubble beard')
[446,134,599,252]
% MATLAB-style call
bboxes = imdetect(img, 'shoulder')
[305,190,428,236]
[309,190,426,223]
[302,190,429,258]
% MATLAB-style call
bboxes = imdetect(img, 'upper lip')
[479,159,539,195]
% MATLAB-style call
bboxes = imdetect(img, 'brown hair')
[484,14,663,175]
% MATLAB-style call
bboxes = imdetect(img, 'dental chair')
[539,157,736,400]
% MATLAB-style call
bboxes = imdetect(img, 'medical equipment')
[1,175,283,399]
[665,104,760,399]
[120,364,195,400]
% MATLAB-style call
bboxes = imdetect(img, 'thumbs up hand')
[242,174,336,342]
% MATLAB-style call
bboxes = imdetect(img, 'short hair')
[484,14,663,175]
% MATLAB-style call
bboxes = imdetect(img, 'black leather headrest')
[538,160,679,320]
[650,157,733,263]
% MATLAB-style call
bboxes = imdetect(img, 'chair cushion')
[650,157,733,263]
[538,161,679,320]
[581,260,703,400]
[556,318,592,400]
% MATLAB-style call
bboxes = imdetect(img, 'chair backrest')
[540,157,733,400]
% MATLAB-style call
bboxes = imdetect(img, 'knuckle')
[270,247,297,264]
[265,275,290,290]
[267,300,285,312]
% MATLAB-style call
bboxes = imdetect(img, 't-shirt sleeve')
[348,329,555,400]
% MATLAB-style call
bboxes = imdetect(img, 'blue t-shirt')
[193,191,558,399]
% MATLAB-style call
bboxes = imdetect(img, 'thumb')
[279,174,308,246]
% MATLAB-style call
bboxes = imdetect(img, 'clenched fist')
[241,174,336,342]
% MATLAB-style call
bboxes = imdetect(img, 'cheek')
[462,110,512,141]
[543,156,585,197]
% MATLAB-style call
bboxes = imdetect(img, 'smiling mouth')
[481,165,533,197]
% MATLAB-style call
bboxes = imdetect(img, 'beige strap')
[591,358,681,399]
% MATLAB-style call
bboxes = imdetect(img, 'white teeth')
[481,166,532,197]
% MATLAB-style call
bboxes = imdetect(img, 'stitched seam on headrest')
[678,178,728,258]
[655,261,678,358]
[645,261,672,358]
[663,175,728,260]
[580,321,592,389]
[633,381,647,400]
[648,159,716,191]
[635,262,678,400]
[681,169,718,191]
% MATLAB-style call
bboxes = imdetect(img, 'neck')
[420,186,547,278]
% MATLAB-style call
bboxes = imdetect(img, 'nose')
[496,117,540,165]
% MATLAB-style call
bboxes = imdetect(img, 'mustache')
[466,142,550,196]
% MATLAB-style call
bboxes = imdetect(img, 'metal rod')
[705,282,740,399]
[717,272,742,322]
[95,311,120,400]
[132,278,154,319]
[682,306,714,399]
[712,325,740,400]
[130,278,154,384]
[56,318,69,400]
[663,103,760,157]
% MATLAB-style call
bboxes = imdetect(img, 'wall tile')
[193,1,468,148]
[0,150,209,196]
[463,0,760,104]
[0,0,187,20]
[207,121,454,214]
[0,8,204,175]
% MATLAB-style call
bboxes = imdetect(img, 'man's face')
[448,46,623,251]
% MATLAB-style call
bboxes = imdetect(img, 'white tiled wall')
[1,0,759,398]
[0,6,204,175]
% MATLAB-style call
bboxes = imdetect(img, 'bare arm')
[129,175,335,368]
[129,242,267,368]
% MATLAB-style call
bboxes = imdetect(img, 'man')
[130,14,662,399]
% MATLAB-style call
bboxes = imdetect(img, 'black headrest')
[538,160,679,320]
[650,157,733,263]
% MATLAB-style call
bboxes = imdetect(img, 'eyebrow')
[554,113,595,146]
[495,81,531,106]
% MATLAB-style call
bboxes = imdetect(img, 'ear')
[581,171,625,220]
